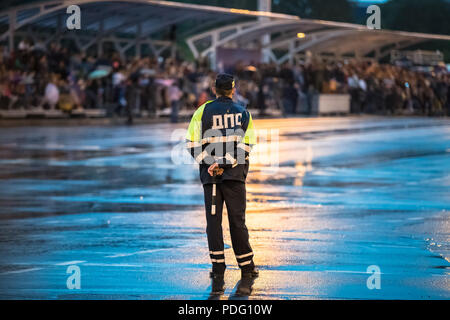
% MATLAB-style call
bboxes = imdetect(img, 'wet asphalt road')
[0,116,449,299]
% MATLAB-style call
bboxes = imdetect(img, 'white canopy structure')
[1,0,449,64]
[187,18,450,66]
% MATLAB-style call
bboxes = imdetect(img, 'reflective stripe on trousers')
[203,180,255,273]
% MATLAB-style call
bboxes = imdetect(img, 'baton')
[211,172,217,215]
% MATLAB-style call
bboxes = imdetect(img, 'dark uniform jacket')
[186,96,256,185]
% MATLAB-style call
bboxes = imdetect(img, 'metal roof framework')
[187,18,450,65]
[0,0,290,57]
[1,0,449,63]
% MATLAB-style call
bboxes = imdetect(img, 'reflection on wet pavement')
[0,117,449,299]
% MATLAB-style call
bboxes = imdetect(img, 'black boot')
[209,272,225,295]
[241,267,259,279]
[235,276,255,297]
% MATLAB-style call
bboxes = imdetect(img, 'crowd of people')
[233,59,450,116]
[1,40,449,122]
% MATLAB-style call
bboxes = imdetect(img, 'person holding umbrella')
[185,74,258,294]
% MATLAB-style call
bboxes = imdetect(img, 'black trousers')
[203,180,255,273]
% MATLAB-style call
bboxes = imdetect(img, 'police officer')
[186,74,259,288]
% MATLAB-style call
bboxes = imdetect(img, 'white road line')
[324,270,383,274]
[105,244,193,258]
[54,260,86,266]
[106,248,169,258]
[82,263,144,267]
[0,245,192,276]
[0,267,43,275]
